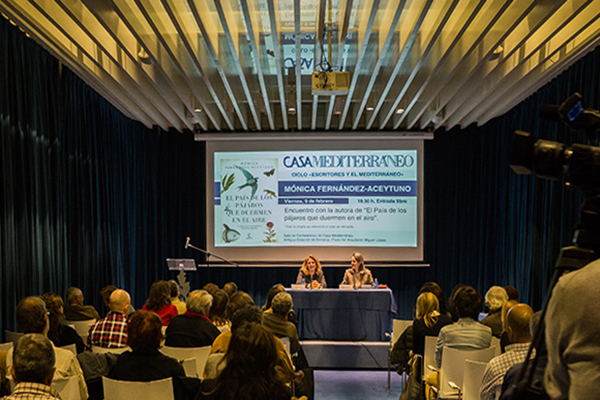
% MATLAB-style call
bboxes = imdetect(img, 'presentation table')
[288,288,397,341]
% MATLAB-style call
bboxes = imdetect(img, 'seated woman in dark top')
[196,322,291,400]
[111,310,189,398]
[42,293,84,353]
[295,255,327,288]
[412,292,453,357]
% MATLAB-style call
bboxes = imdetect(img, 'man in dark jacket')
[165,290,220,347]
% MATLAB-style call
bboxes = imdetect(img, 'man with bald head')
[479,303,534,400]
[87,289,131,349]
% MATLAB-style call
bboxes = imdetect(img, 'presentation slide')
[214,149,417,248]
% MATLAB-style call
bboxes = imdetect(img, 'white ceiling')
[2,0,600,134]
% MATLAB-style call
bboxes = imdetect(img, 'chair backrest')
[160,346,211,378]
[52,376,82,400]
[0,342,13,351]
[439,346,496,399]
[462,360,489,400]
[91,345,130,355]
[392,319,412,345]
[65,319,96,345]
[180,358,197,378]
[102,376,174,400]
[491,336,501,357]
[203,353,226,380]
[423,336,438,380]
[279,337,291,358]
[4,330,23,345]
[60,343,77,355]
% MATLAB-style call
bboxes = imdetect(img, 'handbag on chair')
[399,355,424,400]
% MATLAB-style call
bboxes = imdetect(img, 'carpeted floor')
[313,369,405,400]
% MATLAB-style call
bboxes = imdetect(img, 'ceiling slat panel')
[366,0,434,129]
[0,0,598,133]
[267,0,289,130]
[186,0,249,130]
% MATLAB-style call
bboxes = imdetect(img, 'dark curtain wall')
[2,16,599,333]
[0,20,205,331]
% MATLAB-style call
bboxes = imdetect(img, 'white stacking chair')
[279,337,292,359]
[59,343,77,355]
[4,330,23,344]
[52,376,82,400]
[102,376,174,400]
[439,347,496,399]
[203,353,226,380]
[391,319,413,346]
[160,346,211,379]
[462,360,489,400]
[91,345,130,354]
[64,319,96,344]
[423,336,438,381]
[387,319,413,392]
[180,358,198,378]
[0,342,13,351]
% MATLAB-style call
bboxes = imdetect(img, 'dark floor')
[314,369,405,400]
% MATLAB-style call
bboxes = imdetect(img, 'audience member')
[196,323,292,400]
[213,294,256,355]
[143,280,178,326]
[100,285,134,316]
[7,297,87,399]
[64,287,100,321]
[262,285,298,327]
[88,289,130,349]
[499,299,518,352]
[503,286,520,302]
[545,259,600,400]
[419,282,451,317]
[205,306,296,385]
[110,311,189,399]
[341,252,374,288]
[263,292,300,355]
[481,286,509,337]
[222,282,237,298]
[208,290,230,332]
[412,292,452,357]
[479,303,534,400]
[5,334,60,400]
[227,291,255,321]
[202,283,219,296]
[434,285,492,368]
[448,283,468,322]
[499,311,545,400]
[42,293,84,353]
[168,280,187,315]
[165,290,221,347]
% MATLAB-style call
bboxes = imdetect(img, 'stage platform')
[301,340,390,370]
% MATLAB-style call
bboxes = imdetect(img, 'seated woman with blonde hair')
[295,255,327,289]
[412,292,452,357]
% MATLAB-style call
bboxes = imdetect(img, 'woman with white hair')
[480,286,508,338]
[165,290,221,347]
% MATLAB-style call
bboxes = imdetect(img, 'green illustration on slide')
[222,224,241,243]
[221,173,235,193]
[235,165,259,198]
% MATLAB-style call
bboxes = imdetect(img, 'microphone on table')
[185,237,190,249]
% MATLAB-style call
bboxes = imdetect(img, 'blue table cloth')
[289,288,397,341]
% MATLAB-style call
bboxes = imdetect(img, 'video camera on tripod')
[506,94,600,399]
